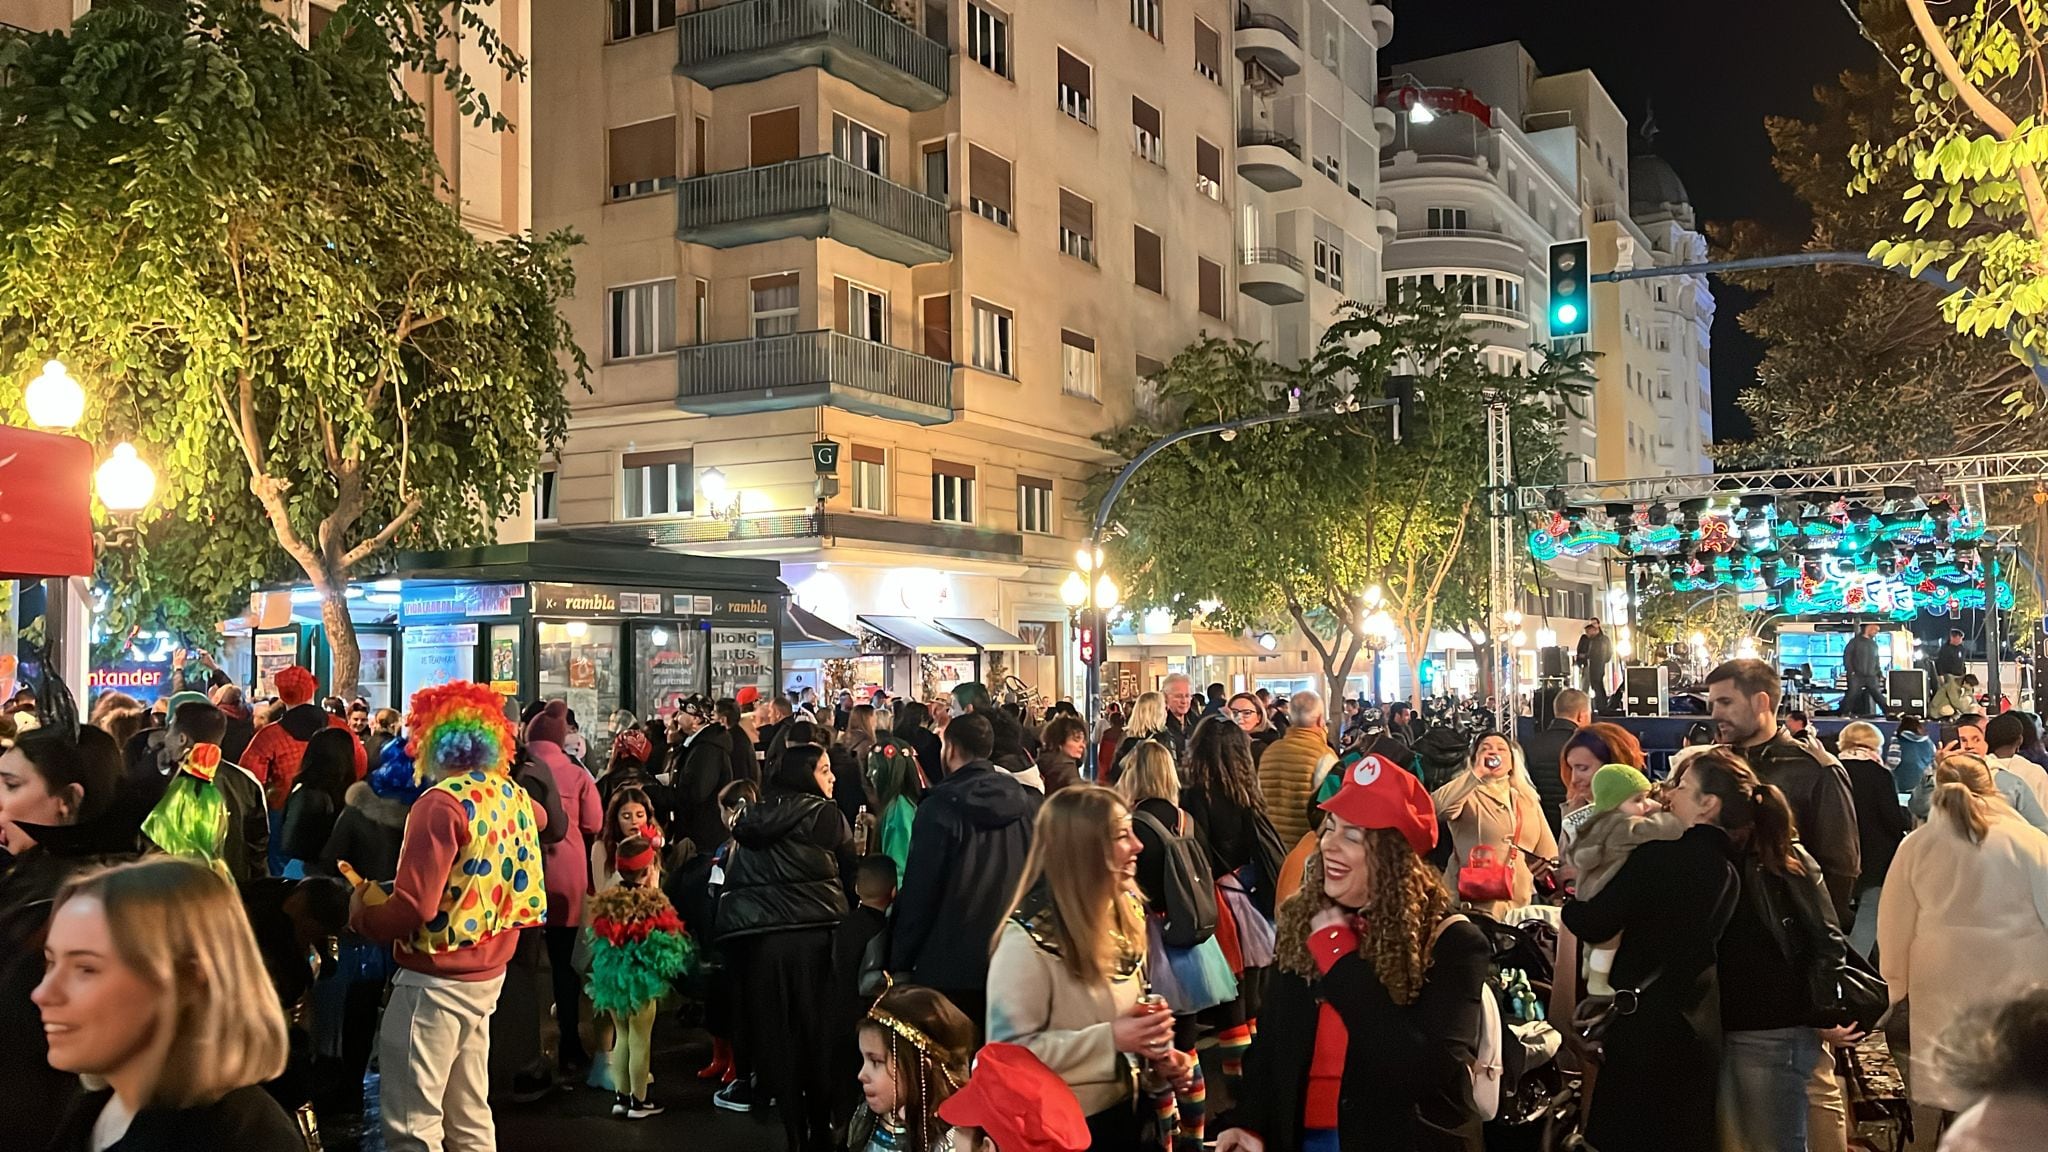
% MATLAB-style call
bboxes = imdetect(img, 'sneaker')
[627,1096,667,1120]
[611,1093,630,1117]
[712,1080,754,1113]
[506,1068,555,1104]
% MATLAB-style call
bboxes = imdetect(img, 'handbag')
[1459,843,1516,904]
[1835,944,1891,1034]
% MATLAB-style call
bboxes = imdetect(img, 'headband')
[868,1005,965,1091]
[616,842,658,873]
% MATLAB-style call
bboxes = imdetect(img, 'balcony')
[1461,303,1528,328]
[1368,3,1394,48]
[1239,248,1306,305]
[676,155,950,267]
[1237,130,1304,191]
[1372,104,1397,146]
[677,330,956,424]
[1234,6,1301,77]
[1386,226,1525,276]
[674,0,950,111]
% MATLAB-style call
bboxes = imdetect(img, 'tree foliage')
[1093,287,1587,708]
[0,0,587,693]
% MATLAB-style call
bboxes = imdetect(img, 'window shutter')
[1136,354,1166,379]
[969,145,1012,214]
[832,277,852,335]
[1198,257,1223,318]
[1134,226,1163,293]
[932,459,977,480]
[623,448,693,469]
[923,295,953,360]
[1057,49,1090,95]
[609,118,677,188]
[852,444,886,465]
[749,108,801,166]
[1059,190,1093,239]
[1197,138,1221,185]
[1061,330,1095,353]
[1018,475,1051,491]
[1132,97,1161,137]
[1194,20,1221,73]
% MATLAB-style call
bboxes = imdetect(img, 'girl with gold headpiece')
[850,984,975,1152]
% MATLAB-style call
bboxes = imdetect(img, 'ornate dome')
[1629,152,1691,218]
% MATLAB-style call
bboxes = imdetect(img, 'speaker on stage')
[1537,645,1570,682]
[1888,668,1929,715]
[1533,684,1564,727]
[1625,665,1669,716]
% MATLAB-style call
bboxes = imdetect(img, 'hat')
[1318,752,1438,857]
[525,699,570,748]
[274,666,317,707]
[735,685,761,709]
[1591,763,1652,814]
[678,694,711,720]
[164,691,211,717]
[936,1043,1089,1152]
[612,728,652,765]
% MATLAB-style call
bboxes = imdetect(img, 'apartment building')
[1630,151,1716,475]
[534,0,1246,700]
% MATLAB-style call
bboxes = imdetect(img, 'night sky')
[1384,0,1875,443]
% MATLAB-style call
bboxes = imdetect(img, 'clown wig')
[406,681,516,779]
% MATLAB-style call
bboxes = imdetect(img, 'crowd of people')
[6,657,2048,1152]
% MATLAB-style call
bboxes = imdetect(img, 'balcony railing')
[677,330,955,424]
[676,154,950,265]
[1238,130,1302,158]
[1395,227,1518,243]
[1235,5,1300,43]
[1461,303,1526,322]
[675,0,950,110]
[1241,247,1304,273]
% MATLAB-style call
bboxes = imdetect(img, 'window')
[1426,206,1468,232]
[534,468,559,523]
[1131,98,1163,166]
[1131,0,1161,39]
[1195,137,1222,200]
[749,107,800,166]
[1134,225,1164,293]
[967,2,1010,77]
[692,278,709,344]
[749,273,799,338]
[1655,328,1671,352]
[611,0,676,41]
[1493,277,1522,314]
[851,445,887,513]
[1137,354,1166,379]
[932,461,976,524]
[1654,284,1668,303]
[833,114,886,174]
[693,116,708,177]
[969,145,1013,227]
[1059,189,1095,263]
[1198,257,1223,319]
[608,118,677,200]
[1019,477,1054,534]
[922,140,949,199]
[622,449,691,519]
[1193,19,1222,83]
[922,295,953,360]
[840,280,888,342]
[608,279,676,360]
[1312,239,1343,291]
[1057,50,1093,125]
[1061,330,1099,399]
[972,300,1014,375]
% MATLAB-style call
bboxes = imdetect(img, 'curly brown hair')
[1274,827,1455,1004]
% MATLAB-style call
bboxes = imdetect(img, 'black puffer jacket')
[717,791,853,940]
[315,780,412,883]
[889,760,1041,994]
[674,725,735,857]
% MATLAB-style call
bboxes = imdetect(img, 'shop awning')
[934,618,1039,652]
[782,603,859,659]
[1193,630,1270,658]
[0,426,94,579]
[857,615,978,655]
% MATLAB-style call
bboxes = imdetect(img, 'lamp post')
[1067,549,1119,779]
[94,442,157,547]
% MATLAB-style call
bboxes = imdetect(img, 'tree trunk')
[321,583,361,700]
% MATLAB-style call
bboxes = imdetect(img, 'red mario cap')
[1319,752,1438,857]
[936,1043,1089,1152]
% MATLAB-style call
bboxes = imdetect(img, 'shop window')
[634,622,708,719]
[536,620,621,755]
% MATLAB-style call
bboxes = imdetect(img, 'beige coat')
[986,919,1147,1116]
[1878,809,2048,1110]
[1433,768,1558,916]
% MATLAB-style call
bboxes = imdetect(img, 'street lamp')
[25,360,85,431]
[699,466,743,520]
[1359,608,1395,702]
[1059,571,1088,613]
[94,441,157,548]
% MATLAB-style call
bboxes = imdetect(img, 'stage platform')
[1516,714,1900,779]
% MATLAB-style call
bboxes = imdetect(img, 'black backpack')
[1133,809,1219,948]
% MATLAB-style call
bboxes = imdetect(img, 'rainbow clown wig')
[406,681,517,781]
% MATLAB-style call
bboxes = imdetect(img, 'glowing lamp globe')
[1094,574,1121,611]
[25,360,85,430]
[94,442,156,514]
[1536,627,1558,648]
[1059,571,1088,610]
[699,466,729,504]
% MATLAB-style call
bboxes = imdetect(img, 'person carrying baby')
[1567,763,1684,994]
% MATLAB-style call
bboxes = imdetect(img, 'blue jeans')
[1720,1027,1821,1152]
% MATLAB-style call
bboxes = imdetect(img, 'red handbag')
[1458,843,1516,903]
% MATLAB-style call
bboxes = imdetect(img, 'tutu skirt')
[1144,914,1239,1014]
[1218,878,1276,970]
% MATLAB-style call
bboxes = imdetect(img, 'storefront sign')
[710,628,775,700]
[255,633,299,657]
[400,583,522,622]
[812,439,841,474]
[531,583,675,617]
[88,665,168,698]
[714,593,776,624]
[407,623,479,647]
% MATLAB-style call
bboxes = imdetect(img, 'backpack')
[1431,915,1504,1121]
[1132,809,1219,948]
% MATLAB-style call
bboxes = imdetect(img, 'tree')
[1092,287,1586,715]
[0,1,586,694]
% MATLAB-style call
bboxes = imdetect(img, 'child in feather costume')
[587,835,694,1120]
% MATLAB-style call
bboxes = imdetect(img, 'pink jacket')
[529,739,604,926]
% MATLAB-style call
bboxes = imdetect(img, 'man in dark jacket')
[1575,622,1615,712]
[1523,688,1590,835]
[1931,627,1971,717]
[670,696,735,857]
[125,697,269,884]
[1706,658,1861,921]
[755,694,793,771]
[1161,674,1197,761]
[890,712,1041,1031]
[1841,621,1887,717]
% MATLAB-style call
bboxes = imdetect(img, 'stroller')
[1465,911,1589,1151]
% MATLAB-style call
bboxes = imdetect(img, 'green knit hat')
[1591,763,1652,814]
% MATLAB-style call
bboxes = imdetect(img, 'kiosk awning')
[934,618,1039,652]
[858,615,978,655]
[783,603,858,659]
[1194,630,1269,658]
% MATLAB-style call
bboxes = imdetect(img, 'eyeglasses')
[1228,707,1259,719]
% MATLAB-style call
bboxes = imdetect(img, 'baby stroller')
[1465,912,1585,1151]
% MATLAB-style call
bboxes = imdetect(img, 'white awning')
[783,603,859,659]
[935,617,1039,652]
[857,615,978,655]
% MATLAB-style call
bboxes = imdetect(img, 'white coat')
[1877,807,2048,1110]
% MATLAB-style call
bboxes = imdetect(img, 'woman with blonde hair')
[987,785,1192,1149]
[844,703,879,763]
[1880,752,2048,1118]
[1110,692,1169,783]
[1433,732,1557,916]
[37,857,300,1150]
[1836,721,1908,956]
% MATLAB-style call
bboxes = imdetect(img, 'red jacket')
[242,703,368,809]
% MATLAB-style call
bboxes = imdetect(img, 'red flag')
[0,425,95,579]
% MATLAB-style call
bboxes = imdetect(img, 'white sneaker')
[627,1097,666,1119]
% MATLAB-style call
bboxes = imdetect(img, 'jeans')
[608,1002,658,1100]
[1720,1027,1822,1152]
[381,968,506,1152]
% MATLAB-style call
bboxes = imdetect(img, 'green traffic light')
[1555,302,1579,325]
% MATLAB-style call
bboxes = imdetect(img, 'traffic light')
[1384,373,1420,442]
[1548,239,1590,339]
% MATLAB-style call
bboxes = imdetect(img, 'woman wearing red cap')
[1214,753,1491,1152]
